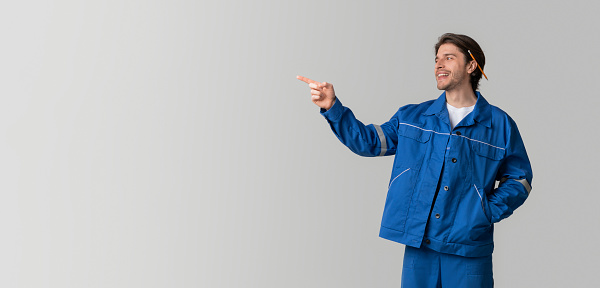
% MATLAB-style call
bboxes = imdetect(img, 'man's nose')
[436,60,444,69]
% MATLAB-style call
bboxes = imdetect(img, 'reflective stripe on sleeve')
[374,125,387,156]
[499,177,532,194]
[515,179,532,194]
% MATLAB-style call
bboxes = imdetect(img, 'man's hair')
[434,33,485,92]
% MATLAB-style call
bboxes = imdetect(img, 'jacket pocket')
[381,165,419,232]
[468,139,505,161]
[447,184,493,245]
[397,123,432,143]
[473,184,492,224]
[394,124,431,168]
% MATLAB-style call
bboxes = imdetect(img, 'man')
[297,33,532,287]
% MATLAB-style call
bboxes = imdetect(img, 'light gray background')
[1,0,598,287]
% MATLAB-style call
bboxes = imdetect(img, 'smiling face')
[435,43,475,92]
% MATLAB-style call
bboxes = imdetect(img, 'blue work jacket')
[321,92,533,257]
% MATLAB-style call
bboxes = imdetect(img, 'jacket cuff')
[320,98,343,121]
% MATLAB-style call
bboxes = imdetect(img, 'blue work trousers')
[401,245,493,288]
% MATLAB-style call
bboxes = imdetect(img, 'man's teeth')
[438,73,449,77]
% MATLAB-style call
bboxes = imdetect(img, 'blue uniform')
[320,92,532,286]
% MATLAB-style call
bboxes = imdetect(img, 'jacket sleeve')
[320,98,398,157]
[488,117,533,223]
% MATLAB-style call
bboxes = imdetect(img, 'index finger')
[296,75,318,84]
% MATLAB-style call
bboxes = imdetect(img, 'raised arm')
[297,75,398,157]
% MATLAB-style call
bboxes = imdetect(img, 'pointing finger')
[297,75,317,84]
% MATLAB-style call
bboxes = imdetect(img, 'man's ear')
[467,60,478,74]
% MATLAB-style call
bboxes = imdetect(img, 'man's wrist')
[320,97,343,121]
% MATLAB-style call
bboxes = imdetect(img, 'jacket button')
[452,158,457,163]
[444,186,449,191]
[456,131,462,136]
[435,213,440,219]
[425,239,431,244]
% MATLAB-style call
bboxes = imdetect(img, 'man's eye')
[447,57,452,60]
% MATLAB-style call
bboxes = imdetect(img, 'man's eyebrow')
[435,53,457,59]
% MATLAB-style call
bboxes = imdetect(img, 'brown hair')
[434,33,485,91]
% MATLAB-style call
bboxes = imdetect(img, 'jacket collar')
[423,91,492,128]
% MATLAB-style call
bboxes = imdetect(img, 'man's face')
[435,43,473,91]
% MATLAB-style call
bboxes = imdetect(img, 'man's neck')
[445,86,477,108]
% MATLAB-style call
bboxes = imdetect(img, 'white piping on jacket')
[388,168,410,190]
[474,184,485,212]
[398,123,505,151]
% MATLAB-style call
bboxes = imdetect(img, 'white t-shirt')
[447,103,475,129]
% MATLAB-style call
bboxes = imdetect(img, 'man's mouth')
[436,72,450,82]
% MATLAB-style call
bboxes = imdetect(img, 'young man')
[297,33,533,287]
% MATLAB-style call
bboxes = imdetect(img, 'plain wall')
[1,0,598,287]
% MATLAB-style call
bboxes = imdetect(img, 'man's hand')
[297,75,336,111]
